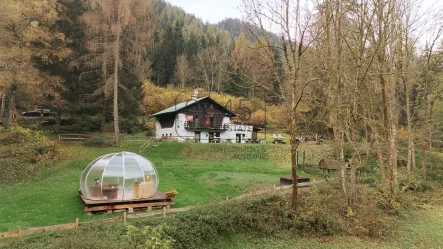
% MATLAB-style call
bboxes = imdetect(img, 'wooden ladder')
[139,137,156,154]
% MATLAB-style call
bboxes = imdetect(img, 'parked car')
[22,109,57,117]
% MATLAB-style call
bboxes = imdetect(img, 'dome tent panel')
[80,152,159,201]
[123,163,144,199]
[80,153,114,198]
[133,154,159,190]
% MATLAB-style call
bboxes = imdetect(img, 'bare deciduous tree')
[174,55,190,89]
[242,0,323,211]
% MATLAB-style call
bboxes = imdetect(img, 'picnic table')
[245,138,261,144]
[272,134,286,144]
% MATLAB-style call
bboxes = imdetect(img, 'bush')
[0,125,59,183]
[84,135,110,147]
[124,224,174,249]
[8,223,127,249]
[0,125,33,144]
[400,179,433,192]
[294,184,346,236]
[133,195,292,248]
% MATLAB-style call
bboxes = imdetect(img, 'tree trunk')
[55,112,61,133]
[411,141,416,171]
[349,159,356,216]
[376,138,385,184]
[405,89,413,180]
[427,94,434,150]
[100,98,107,133]
[364,118,370,155]
[338,157,347,203]
[6,82,17,129]
[388,119,398,195]
[0,87,5,118]
[421,149,426,180]
[290,102,298,212]
[113,25,121,146]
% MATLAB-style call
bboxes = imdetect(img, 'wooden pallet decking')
[80,191,175,213]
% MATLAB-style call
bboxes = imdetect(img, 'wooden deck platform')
[79,190,175,213]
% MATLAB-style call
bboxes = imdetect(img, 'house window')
[215,132,220,137]
[170,133,172,137]
[209,104,214,110]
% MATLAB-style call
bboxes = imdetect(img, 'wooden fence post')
[162,206,166,218]
[123,212,127,224]
[302,151,305,171]
[225,196,228,201]
[296,150,299,166]
[273,184,276,193]
[75,218,79,230]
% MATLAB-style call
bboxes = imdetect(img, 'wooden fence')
[0,181,315,243]
[58,133,91,142]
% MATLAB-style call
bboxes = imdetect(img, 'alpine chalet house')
[152,90,255,143]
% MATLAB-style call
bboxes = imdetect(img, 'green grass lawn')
[0,141,309,232]
[2,136,443,248]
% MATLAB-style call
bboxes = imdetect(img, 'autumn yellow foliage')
[143,81,295,127]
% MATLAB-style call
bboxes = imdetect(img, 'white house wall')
[155,113,253,143]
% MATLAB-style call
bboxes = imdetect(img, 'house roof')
[151,96,236,117]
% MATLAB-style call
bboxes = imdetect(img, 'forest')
[1,0,443,215]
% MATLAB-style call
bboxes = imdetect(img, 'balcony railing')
[184,121,229,131]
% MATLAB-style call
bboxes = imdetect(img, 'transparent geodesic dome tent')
[80,152,159,201]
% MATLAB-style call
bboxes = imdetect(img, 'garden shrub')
[0,125,33,144]
[0,125,59,184]
[133,195,292,248]
[124,224,174,249]
[84,135,110,147]
[294,184,346,236]
[8,223,127,249]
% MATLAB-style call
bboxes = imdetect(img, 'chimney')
[191,89,198,100]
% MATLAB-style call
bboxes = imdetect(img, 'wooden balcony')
[184,121,229,131]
